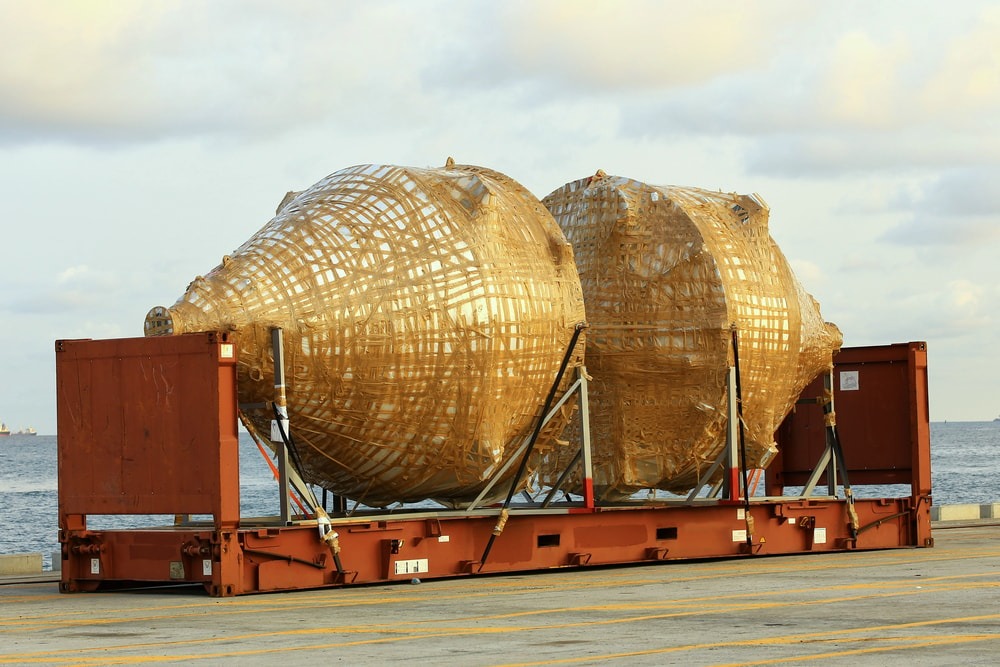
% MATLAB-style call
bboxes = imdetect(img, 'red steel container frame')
[56,334,932,596]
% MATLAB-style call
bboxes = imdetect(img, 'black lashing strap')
[821,372,859,539]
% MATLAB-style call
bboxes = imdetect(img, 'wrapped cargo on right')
[540,171,842,501]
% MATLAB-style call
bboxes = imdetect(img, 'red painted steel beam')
[770,342,931,493]
[54,335,932,597]
[55,497,918,596]
[56,332,241,592]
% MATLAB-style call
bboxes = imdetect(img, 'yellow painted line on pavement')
[3,580,999,664]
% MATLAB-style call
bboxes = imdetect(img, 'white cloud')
[615,3,1000,178]
[821,31,912,129]
[56,265,92,283]
[1,0,1000,432]
[838,254,883,273]
[5,264,124,316]
[947,279,984,310]
[881,167,1000,247]
[491,1,814,91]
[917,5,1000,122]
[0,1,439,145]
[788,258,824,286]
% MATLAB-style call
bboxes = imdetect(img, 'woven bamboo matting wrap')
[539,172,841,501]
[144,162,586,507]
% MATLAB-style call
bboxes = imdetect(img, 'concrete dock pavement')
[1,521,999,666]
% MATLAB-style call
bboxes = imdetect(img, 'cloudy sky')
[1,0,998,434]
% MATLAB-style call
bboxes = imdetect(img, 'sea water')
[2,422,997,570]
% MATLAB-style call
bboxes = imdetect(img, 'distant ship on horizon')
[0,423,36,436]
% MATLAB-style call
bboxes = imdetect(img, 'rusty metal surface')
[57,332,242,593]
[771,342,930,488]
[55,336,932,597]
[56,498,919,596]
[56,333,240,521]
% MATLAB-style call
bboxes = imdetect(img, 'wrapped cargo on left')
[144,161,586,508]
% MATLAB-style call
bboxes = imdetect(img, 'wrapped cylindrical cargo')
[540,172,841,500]
[144,162,585,507]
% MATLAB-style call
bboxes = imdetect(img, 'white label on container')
[814,527,827,544]
[438,535,450,543]
[840,371,860,391]
[90,558,100,574]
[732,530,747,542]
[394,558,429,575]
[220,343,234,359]
[203,559,213,576]
[736,508,745,520]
